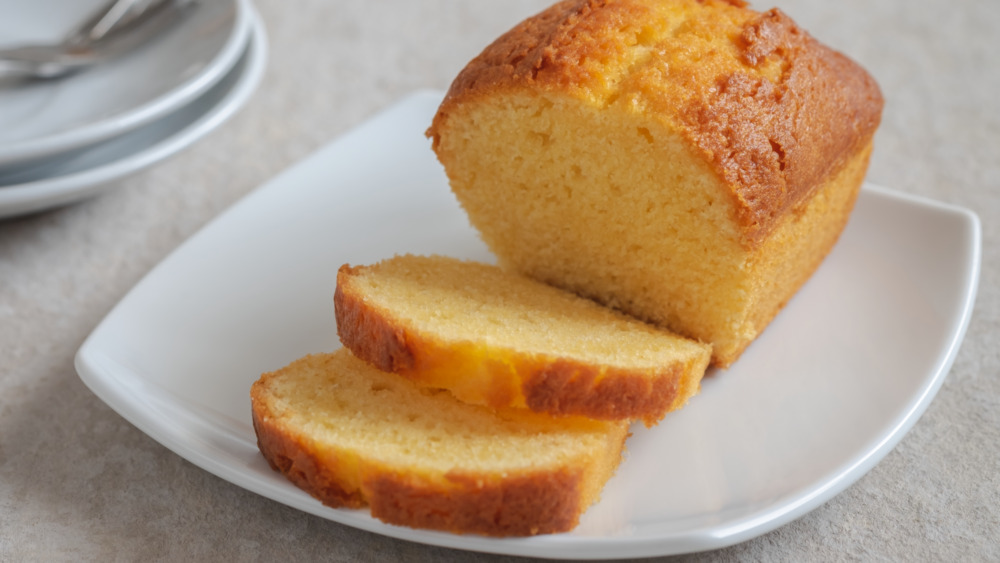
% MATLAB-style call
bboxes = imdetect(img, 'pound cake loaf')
[427,0,884,366]
[251,350,628,536]
[335,254,710,426]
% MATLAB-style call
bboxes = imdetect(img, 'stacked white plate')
[0,0,267,219]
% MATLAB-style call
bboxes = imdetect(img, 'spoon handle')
[66,0,181,48]
[0,0,196,81]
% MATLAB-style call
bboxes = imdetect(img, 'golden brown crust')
[430,0,650,97]
[427,0,883,245]
[252,391,367,508]
[335,262,705,425]
[522,361,679,421]
[365,468,584,536]
[717,139,872,365]
[334,265,417,373]
[683,7,883,243]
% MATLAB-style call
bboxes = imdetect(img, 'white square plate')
[75,91,981,559]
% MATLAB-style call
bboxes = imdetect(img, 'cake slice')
[426,0,883,367]
[334,254,710,426]
[251,350,628,536]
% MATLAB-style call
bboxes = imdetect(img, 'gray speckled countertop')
[2,0,997,560]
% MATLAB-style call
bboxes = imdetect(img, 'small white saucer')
[0,0,252,168]
[0,9,266,220]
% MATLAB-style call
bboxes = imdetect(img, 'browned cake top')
[428,0,884,243]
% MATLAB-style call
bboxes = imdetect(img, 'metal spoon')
[0,0,195,81]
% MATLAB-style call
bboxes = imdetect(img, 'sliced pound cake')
[426,0,883,366]
[334,254,711,426]
[251,350,628,536]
